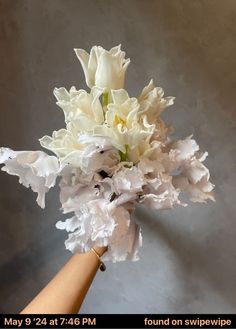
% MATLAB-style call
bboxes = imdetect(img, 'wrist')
[90,246,107,272]
[93,245,108,257]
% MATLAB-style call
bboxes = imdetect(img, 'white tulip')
[94,89,155,155]
[74,45,130,91]
[53,86,104,127]
[39,87,107,167]
[138,79,175,123]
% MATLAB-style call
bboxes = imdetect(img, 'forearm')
[20,247,107,314]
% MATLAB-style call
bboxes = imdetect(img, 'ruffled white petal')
[138,79,175,124]
[56,199,142,262]
[0,148,61,208]
[113,166,145,194]
[169,135,199,163]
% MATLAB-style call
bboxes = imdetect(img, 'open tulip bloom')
[0,45,215,262]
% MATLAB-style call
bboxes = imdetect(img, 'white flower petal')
[56,216,80,232]
[103,207,142,262]
[169,135,199,163]
[113,166,145,194]
[0,148,61,208]
[75,45,130,91]
[138,79,175,123]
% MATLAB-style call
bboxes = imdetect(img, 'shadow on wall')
[135,205,236,311]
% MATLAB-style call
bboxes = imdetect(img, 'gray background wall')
[0,0,235,313]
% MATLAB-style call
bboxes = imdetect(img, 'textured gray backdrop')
[0,0,235,314]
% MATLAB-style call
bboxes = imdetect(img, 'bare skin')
[20,246,107,314]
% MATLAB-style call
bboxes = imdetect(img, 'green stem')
[102,92,109,121]
[102,92,109,107]
[119,144,129,162]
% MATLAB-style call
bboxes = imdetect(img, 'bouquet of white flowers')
[0,45,215,262]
